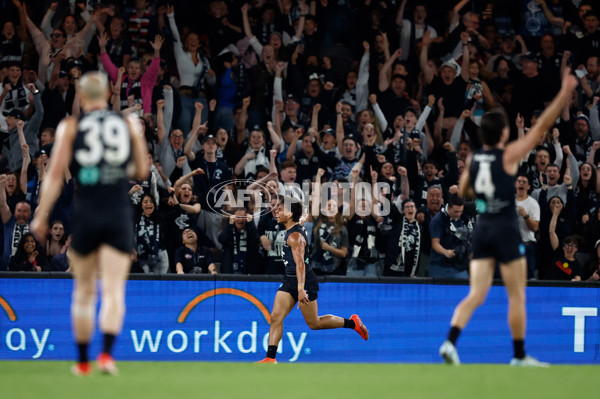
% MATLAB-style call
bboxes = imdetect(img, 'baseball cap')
[403,106,418,117]
[202,133,217,144]
[320,128,335,139]
[34,149,47,158]
[7,109,25,120]
[285,93,299,104]
[440,59,461,77]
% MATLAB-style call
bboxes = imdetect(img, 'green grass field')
[1,361,596,399]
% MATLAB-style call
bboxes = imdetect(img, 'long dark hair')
[13,233,42,262]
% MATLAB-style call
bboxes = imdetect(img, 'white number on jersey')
[474,160,496,200]
[75,115,130,167]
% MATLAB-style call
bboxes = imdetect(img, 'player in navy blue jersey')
[31,72,149,376]
[256,197,368,364]
[439,70,578,367]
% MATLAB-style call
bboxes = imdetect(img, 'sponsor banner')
[0,278,599,363]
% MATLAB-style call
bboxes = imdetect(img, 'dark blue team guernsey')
[469,148,517,219]
[282,224,312,276]
[69,108,134,255]
[469,148,524,262]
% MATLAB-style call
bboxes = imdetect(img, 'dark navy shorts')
[278,269,320,302]
[70,207,134,256]
[471,216,525,264]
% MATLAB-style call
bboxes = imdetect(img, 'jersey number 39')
[75,115,130,167]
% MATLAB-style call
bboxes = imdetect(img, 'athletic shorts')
[278,269,319,302]
[471,215,525,264]
[70,206,134,256]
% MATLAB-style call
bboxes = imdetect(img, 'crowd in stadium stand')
[0,0,599,281]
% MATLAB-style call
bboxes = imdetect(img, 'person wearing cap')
[2,83,43,172]
[568,113,598,163]
[189,133,231,251]
[509,51,553,123]
[282,93,305,130]
[421,30,470,120]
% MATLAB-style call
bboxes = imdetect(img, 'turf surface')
[2,361,596,399]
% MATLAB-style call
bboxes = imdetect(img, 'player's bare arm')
[504,69,578,173]
[289,231,309,307]
[126,114,150,181]
[31,116,78,240]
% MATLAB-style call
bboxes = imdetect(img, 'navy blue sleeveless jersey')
[469,148,516,218]
[69,109,134,255]
[71,109,132,210]
[469,148,524,262]
[282,224,311,275]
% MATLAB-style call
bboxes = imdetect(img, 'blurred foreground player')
[439,70,578,367]
[32,71,150,375]
[256,197,368,364]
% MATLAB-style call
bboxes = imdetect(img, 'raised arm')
[395,0,408,28]
[356,42,370,112]
[420,31,434,84]
[505,70,578,168]
[379,48,402,92]
[460,32,470,82]
[0,175,11,224]
[451,0,470,29]
[548,202,561,251]
[538,0,564,28]
[13,0,29,42]
[335,102,344,154]
[156,99,166,144]
[126,114,151,181]
[20,144,30,194]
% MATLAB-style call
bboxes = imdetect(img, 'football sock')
[77,342,89,364]
[266,345,278,359]
[343,318,356,329]
[448,326,461,345]
[513,340,525,359]
[103,333,116,355]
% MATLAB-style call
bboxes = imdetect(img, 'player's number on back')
[75,116,130,167]
[474,161,495,200]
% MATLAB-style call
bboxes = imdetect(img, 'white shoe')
[510,355,549,367]
[439,340,460,365]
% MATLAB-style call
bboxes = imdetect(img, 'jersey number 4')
[474,161,496,200]
[75,115,130,167]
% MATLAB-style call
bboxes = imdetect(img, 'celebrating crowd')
[1,0,600,281]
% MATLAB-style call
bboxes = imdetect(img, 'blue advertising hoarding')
[0,277,598,363]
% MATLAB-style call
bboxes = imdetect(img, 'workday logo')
[0,294,52,359]
[129,288,309,362]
